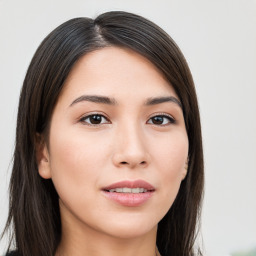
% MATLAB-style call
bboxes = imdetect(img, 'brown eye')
[152,116,164,125]
[80,114,109,126]
[148,115,175,126]
[89,115,102,124]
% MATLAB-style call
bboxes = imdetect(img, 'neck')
[56,215,158,256]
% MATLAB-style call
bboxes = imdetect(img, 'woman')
[2,11,204,256]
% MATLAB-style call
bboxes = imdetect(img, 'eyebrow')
[70,95,182,109]
[70,95,117,106]
[145,96,182,108]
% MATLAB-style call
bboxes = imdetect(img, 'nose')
[112,123,150,169]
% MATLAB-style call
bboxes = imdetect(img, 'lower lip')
[102,191,154,207]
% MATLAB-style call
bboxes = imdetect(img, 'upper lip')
[102,179,155,191]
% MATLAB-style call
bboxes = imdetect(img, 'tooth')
[107,187,149,193]
[123,188,132,193]
[131,188,140,193]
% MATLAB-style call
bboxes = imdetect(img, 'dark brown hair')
[2,11,204,256]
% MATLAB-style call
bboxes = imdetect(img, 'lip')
[102,179,155,207]
[103,179,155,191]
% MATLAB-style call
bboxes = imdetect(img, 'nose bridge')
[112,118,149,168]
[120,120,144,151]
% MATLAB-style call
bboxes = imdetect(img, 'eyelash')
[79,112,176,127]
[79,113,110,126]
[147,113,176,126]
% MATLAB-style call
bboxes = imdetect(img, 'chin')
[105,224,157,239]
[96,214,159,239]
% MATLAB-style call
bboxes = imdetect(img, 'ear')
[181,158,189,180]
[36,133,52,179]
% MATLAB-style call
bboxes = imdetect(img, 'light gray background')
[0,0,255,255]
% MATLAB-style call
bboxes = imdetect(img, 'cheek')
[48,129,111,199]
[153,131,188,174]
[151,131,188,204]
[50,126,110,169]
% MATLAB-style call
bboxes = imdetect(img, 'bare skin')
[37,47,188,256]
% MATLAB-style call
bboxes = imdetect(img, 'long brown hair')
[2,11,204,256]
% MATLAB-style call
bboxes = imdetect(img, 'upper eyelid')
[79,111,110,121]
[148,112,175,120]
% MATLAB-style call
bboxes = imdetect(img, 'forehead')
[59,46,178,104]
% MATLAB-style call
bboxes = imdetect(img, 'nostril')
[118,160,147,166]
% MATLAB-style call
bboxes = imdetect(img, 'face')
[38,47,188,240]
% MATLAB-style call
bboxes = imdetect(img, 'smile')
[107,188,149,193]
[102,180,155,207]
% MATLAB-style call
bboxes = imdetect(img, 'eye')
[80,114,110,126]
[147,114,175,126]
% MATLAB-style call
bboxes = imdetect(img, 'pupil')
[153,116,163,124]
[90,115,102,124]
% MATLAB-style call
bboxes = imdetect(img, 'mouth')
[105,187,151,193]
[102,180,155,207]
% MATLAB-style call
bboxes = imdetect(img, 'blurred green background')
[232,248,256,256]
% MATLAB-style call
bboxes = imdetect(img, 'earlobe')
[182,158,189,180]
[36,133,52,179]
